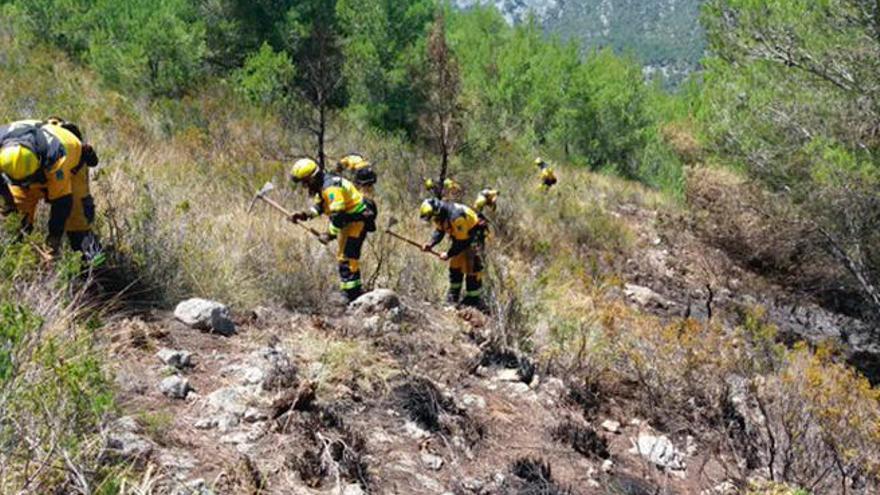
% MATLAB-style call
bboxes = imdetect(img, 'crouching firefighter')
[289,158,377,302]
[535,157,557,191]
[420,198,487,309]
[0,119,100,256]
[335,153,377,197]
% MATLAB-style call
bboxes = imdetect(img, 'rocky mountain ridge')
[455,0,706,84]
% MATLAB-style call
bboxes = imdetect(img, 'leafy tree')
[571,49,651,176]
[234,42,295,107]
[283,0,348,168]
[199,0,296,72]
[701,0,880,316]
[336,0,434,133]
[12,0,206,96]
[86,0,206,97]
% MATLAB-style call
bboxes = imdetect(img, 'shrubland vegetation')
[0,0,878,493]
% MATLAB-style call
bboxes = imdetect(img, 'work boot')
[345,287,365,303]
[462,296,487,313]
[446,291,460,305]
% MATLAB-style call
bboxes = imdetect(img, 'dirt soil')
[106,296,727,494]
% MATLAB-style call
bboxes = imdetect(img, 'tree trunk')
[318,103,326,169]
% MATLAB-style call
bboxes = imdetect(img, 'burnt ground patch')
[284,407,370,490]
[566,379,604,419]
[477,346,536,384]
[391,375,486,445]
[502,457,572,495]
[550,420,609,460]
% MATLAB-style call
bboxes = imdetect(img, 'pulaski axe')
[385,216,442,259]
[248,182,327,243]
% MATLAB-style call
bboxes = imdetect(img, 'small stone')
[156,348,193,369]
[174,298,235,336]
[624,284,674,309]
[206,386,249,417]
[686,435,698,457]
[240,367,265,385]
[243,408,268,423]
[104,431,153,465]
[601,420,621,434]
[495,368,520,382]
[113,416,140,433]
[220,432,250,445]
[194,418,218,430]
[601,459,614,472]
[342,484,365,495]
[702,481,738,495]
[633,433,686,471]
[421,452,444,470]
[159,375,191,399]
[461,393,486,409]
[348,289,400,314]
[404,421,431,440]
[588,479,601,488]
[462,477,484,492]
[475,365,491,377]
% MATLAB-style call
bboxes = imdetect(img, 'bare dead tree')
[418,11,464,199]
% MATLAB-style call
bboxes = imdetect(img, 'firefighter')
[335,153,377,196]
[424,177,462,200]
[535,158,558,191]
[289,158,376,302]
[420,198,485,309]
[0,119,99,255]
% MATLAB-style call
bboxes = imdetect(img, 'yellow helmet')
[290,158,319,182]
[0,145,40,181]
[535,157,545,167]
[423,178,435,190]
[419,198,441,221]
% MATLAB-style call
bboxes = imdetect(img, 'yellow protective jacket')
[473,189,498,213]
[428,201,481,257]
[308,174,367,236]
[540,166,557,186]
[337,154,370,171]
[1,121,82,238]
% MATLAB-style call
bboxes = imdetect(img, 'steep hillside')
[1,11,879,495]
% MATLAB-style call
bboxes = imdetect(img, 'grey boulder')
[174,298,235,336]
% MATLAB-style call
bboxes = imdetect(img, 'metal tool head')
[387,216,399,229]
[258,181,275,196]
[247,182,276,213]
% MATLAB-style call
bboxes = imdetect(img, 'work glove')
[318,232,334,245]
[439,252,449,261]
[288,211,310,223]
[422,243,434,252]
[81,144,99,168]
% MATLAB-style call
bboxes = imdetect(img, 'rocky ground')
[102,289,738,495]
[611,202,879,381]
[94,192,880,495]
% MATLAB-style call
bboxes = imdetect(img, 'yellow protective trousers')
[337,221,366,297]
[447,245,483,304]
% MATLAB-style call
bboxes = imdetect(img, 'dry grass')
[2,23,880,495]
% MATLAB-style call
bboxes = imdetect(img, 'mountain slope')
[456,0,706,83]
